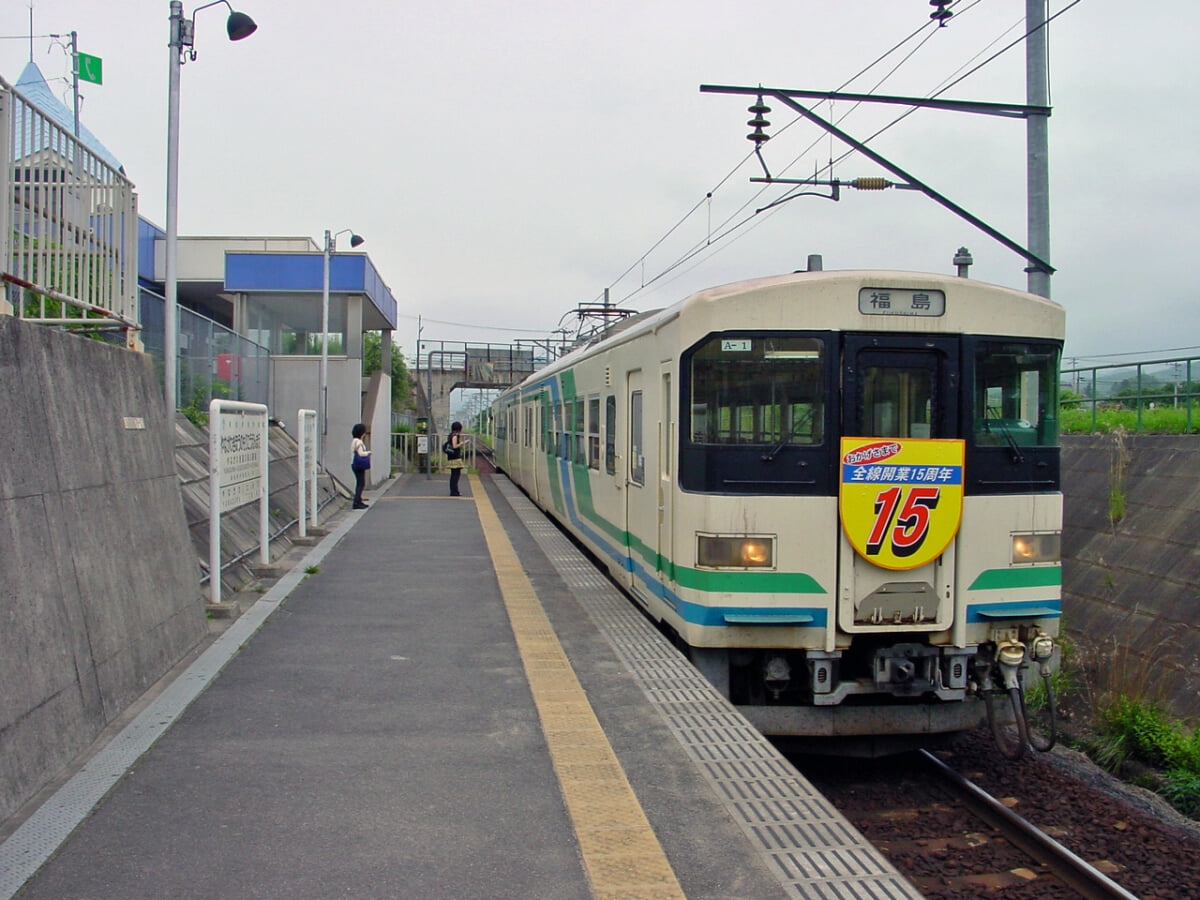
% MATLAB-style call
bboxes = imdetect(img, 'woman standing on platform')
[446,421,466,496]
[350,423,371,509]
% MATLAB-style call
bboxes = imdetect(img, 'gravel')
[797,725,1200,900]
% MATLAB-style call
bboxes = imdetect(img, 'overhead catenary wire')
[422,2,1084,343]
[396,311,550,336]
[603,11,953,308]
[602,7,964,309]
[605,0,1083,314]
[415,4,983,340]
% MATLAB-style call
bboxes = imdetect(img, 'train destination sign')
[858,287,946,317]
[839,437,965,570]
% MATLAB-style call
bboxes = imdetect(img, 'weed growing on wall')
[1108,427,1129,526]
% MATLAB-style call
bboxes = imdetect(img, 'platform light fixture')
[164,0,257,409]
[319,228,365,467]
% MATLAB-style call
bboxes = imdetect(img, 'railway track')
[794,729,1200,899]
[915,750,1136,899]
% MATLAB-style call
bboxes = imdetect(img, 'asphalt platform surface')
[8,472,789,900]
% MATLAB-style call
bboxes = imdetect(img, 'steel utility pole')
[1026,0,1051,300]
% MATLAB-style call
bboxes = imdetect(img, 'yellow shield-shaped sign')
[840,437,965,571]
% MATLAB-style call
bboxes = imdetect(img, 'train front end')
[671,272,1065,756]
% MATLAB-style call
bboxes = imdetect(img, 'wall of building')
[271,356,386,489]
[0,318,206,822]
[1061,434,1200,722]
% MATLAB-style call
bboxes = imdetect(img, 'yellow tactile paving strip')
[468,473,687,900]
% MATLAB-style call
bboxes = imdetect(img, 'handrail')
[1062,355,1199,433]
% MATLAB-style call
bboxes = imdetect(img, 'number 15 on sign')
[866,486,941,558]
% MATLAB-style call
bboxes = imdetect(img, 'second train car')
[492,269,1064,756]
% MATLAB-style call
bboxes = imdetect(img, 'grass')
[1061,405,1200,434]
[304,565,320,575]
[1052,623,1200,820]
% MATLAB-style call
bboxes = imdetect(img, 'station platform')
[0,472,920,900]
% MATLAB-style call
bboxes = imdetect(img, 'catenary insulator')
[746,95,771,145]
[852,177,889,190]
[929,0,952,26]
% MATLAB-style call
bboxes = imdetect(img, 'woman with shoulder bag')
[350,423,371,509]
[446,421,466,496]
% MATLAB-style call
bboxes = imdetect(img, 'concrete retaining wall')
[1061,434,1200,722]
[0,318,206,822]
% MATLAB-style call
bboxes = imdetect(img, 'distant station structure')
[416,341,545,437]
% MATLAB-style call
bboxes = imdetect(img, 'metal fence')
[1062,356,1200,433]
[140,288,270,412]
[1,74,139,345]
[390,432,478,474]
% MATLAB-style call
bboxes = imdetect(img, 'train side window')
[555,401,564,458]
[972,341,1060,446]
[605,395,616,475]
[662,372,672,477]
[574,399,586,466]
[688,336,824,445]
[588,396,601,470]
[680,332,831,496]
[630,391,645,486]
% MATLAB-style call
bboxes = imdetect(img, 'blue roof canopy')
[225,252,398,330]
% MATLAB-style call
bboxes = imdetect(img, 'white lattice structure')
[1,71,140,347]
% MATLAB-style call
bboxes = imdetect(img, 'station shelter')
[137,225,399,487]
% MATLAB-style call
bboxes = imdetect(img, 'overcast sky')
[2,0,1197,368]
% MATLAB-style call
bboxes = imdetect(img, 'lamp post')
[319,228,364,468]
[165,0,256,409]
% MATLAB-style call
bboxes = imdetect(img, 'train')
[490,269,1064,757]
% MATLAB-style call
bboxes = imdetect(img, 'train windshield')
[972,341,1060,447]
[688,336,825,446]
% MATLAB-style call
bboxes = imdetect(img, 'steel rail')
[917,750,1139,900]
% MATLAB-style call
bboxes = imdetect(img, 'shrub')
[1161,771,1200,818]
[1098,697,1197,772]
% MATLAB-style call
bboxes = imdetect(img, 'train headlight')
[1011,532,1061,565]
[697,534,775,569]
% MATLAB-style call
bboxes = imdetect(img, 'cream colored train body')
[493,270,1065,754]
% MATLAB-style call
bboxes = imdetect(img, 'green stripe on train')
[968,566,1062,591]
[675,567,826,594]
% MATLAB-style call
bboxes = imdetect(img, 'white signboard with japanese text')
[209,400,270,604]
[217,411,265,513]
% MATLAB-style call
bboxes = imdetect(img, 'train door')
[532,397,543,506]
[657,365,674,597]
[624,369,651,600]
[837,335,960,633]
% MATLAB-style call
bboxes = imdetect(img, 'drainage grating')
[493,479,922,900]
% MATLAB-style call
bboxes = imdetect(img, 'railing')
[1,74,139,345]
[1062,356,1200,434]
[417,340,549,378]
[390,432,478,473]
